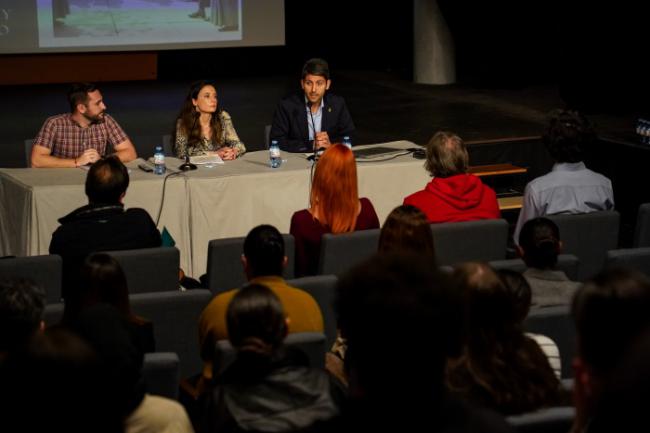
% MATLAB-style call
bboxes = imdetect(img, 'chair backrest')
[489,254,581,281]
[606,247,650,276]
[547,211,620,280]
[162,134,173,156]
[287,275,338,349]
[213,332,327,377]
[43,306,182,400]
[130,289,213,378]
[318,228,381,275]
[43,302,64,327]
[634,203,650,247]
[264,124,272,150]
[524,305,575,379]
[24,139,33,168]
[0,254,63,304]
[431,219,509,266]
[143,352,180,400]
[205,234,295,295]
[104,247,180,294]
[507,406,575,433]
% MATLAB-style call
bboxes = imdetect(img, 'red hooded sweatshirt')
[403,174,500,223]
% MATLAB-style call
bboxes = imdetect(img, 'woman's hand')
[216,147,237,160]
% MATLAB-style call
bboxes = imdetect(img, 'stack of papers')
[190,154,224,165]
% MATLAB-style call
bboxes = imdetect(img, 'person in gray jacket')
[517,217,581,307]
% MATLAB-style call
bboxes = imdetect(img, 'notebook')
[190,154,224,165]
[352,146,404,159]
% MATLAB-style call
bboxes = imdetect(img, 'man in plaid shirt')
[31,83,137,168]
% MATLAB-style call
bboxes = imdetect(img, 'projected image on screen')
[37,0,242,48]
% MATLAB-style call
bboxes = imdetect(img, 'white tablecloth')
[0,141,434,277]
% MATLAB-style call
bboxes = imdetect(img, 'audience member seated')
[0,279,45,361]
[514,109,614,242]
[0,328,123,433]
[571,268,650,433]
[404,131,500,223]
[62,253,155,354]
[173,80,245,160]
[517,217,581,307]
[378,204,436,259]
[204,284,342,433]
[498,269,562,379]
[49,156,162,300]
[198,225,323,388]
[588,327,650,433]
[73,304,194,433]
[327,204,438,384]
[31,82,137,168]
[290,144,379,276]
[446,262,562,415]
[312,253,511,432]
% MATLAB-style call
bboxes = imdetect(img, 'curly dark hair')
[543,109,595,163]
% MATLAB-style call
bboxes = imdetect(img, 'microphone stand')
[306,100,323,162]
[179,112,199,171]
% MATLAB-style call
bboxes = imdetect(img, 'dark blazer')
[49,203,162,300]
[270,92,355,153]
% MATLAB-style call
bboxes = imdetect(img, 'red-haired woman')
[290,144,379,277]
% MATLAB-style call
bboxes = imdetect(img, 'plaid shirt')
[33,113,129,159]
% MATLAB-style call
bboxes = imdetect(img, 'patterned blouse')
[173,110,246,158]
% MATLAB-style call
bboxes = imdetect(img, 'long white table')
[0,141,439,277]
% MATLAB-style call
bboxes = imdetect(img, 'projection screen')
[0,0,284,54]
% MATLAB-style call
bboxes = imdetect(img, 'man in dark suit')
[270,58,355,153]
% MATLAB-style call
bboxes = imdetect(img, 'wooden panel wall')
[0,52,157,85]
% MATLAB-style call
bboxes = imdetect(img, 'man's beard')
[83,111,105,124]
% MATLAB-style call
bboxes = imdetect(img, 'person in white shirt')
[514,109,614,243]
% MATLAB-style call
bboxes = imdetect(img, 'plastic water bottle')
[269,140,281,168]
[153,145,166,175]
[343,136,352,149]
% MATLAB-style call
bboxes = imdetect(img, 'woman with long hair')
[446,262,562,415]
[378,204,435,260]
[63,253,155,353]
[173,80,245,160]
[290,144,379,276]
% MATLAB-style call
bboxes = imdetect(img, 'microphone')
[179,111,198,171]
[306,99,325,162]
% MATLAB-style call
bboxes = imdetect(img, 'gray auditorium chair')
[507,406,575,433]
[143,352,180,400]
[205,234,295,295]
[524,305,575,379]
[43,302,64,326]
[548,211,619,281]
[264,124,272,149]
[24,139,34,167]
[0,254,63,304]
[489,254,581,281]
[105,247,180,294]
[130,289,213,379]
[43,303,182,399]
[606,247,650,276]
[634,203,650,247]
[162,134,173,156]
[318,228,380,275]
[287,275,338,349]
[213,332,327,377]
[431,219,509,266]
